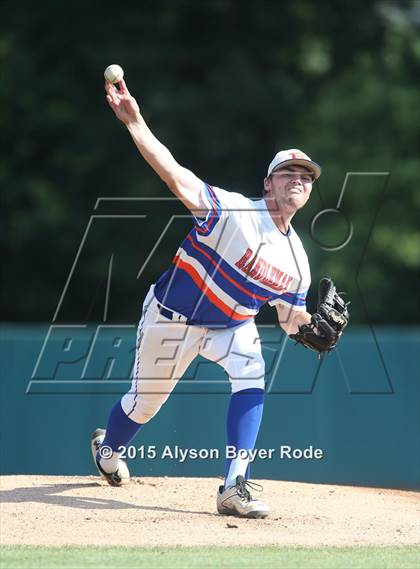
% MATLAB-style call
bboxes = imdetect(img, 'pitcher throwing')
[91,75,349,518]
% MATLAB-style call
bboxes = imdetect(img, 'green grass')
[1,545,419,569]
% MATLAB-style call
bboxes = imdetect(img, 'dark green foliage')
[2,1,419,323]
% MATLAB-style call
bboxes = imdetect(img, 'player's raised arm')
[104,77,208,213]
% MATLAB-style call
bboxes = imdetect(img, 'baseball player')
[91,78,349,518]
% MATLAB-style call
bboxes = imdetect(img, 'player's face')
[264,166,313,211]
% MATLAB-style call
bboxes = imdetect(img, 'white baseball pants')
[121,285,265,424]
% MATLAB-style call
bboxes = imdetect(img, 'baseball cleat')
[90,428,130,487]
[217,475,269,518]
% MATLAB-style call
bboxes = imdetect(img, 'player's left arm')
[276,278,350,354]
[276,306,312,336]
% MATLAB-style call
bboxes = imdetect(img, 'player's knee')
[227,351,265,379]
[130,403,162,424]
[230,376,265,393]
[121,394,166,424]
[228,352,265,393]
[129,406,159,424]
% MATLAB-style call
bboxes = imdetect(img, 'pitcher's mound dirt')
[1,476,419,547]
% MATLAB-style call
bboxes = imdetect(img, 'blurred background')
[1,1,419,486]
[1,0,419,325]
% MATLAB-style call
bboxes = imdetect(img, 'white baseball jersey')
[153,184,311,328]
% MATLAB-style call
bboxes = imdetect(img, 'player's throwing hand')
[104,79,141,125]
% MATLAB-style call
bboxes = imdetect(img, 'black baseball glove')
[290,278,350,354]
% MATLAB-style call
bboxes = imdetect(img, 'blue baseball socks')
[224,387,264,489]
[98,400,143,473]
[100,389,264,481]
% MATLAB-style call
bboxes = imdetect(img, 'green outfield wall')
[1,325,419,489]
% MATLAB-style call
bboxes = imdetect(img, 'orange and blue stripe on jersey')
[194,184,222,237]
[277,290,307,308]
[153,228,307,328]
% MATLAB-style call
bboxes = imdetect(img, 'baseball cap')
[267,149,322,180]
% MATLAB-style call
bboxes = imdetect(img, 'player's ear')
[263,176,272,194]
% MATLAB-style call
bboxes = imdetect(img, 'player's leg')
[93,287,204,483]
[201,320,269,517]
[91,294,153,484]
[224,387,264,485]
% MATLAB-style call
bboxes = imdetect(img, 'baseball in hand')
[104,64,124,84]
